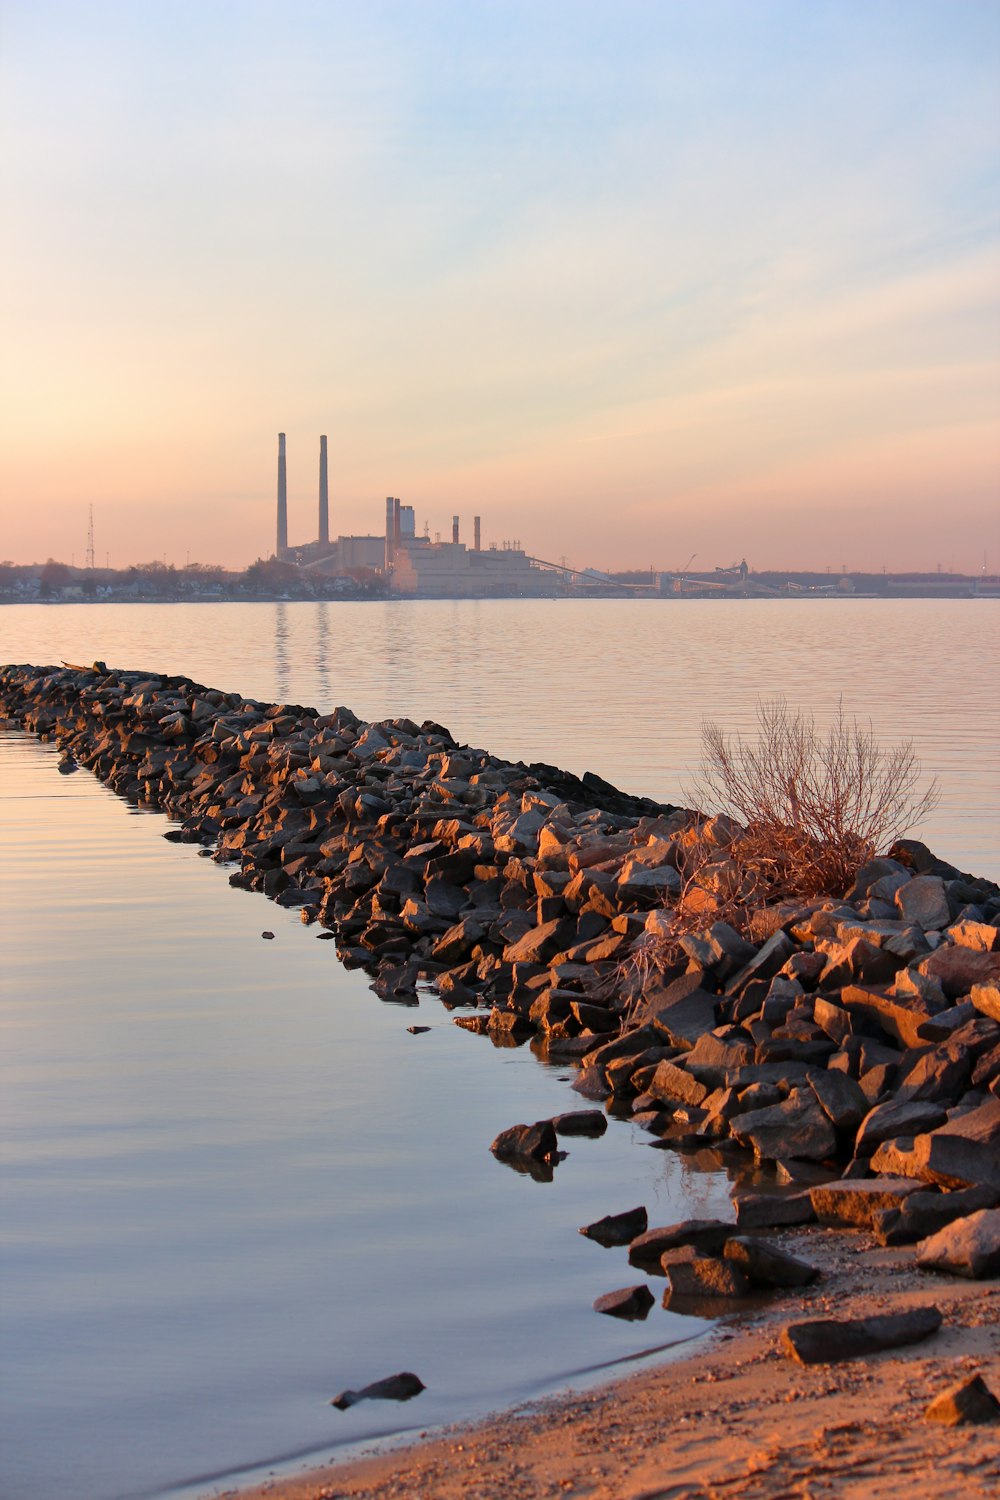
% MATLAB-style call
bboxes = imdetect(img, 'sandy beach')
[224,1222,1000,1500]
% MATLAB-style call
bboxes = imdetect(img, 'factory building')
[275,433,383,574]
[272,433,549,596]
[387,508,551,597]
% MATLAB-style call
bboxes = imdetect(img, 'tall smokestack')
[385,497,395,568]
[452,515,460,545]
[474,516,481,552]
[276,433,288,556]
[318,435,329,546]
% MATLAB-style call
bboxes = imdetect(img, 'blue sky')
[1,0,998,569]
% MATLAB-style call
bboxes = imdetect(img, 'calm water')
[1,599,998,1500]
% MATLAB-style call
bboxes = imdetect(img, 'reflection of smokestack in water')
[318,435,329,545]
[276,433,288,556]
[474,516,481,552]
[452,516,459,545]
[393,498,401,549]
[385,497,395,568]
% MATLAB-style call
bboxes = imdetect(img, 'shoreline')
[221,1221,1000,1500]
[2,661,999,1498]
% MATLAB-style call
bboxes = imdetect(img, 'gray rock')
[873,1185,1000,1245]
[628,1217,734,1269]
[580,1205,648,1247]
[490,1119,558,1164]
[552,1110,608,1137]
[917,1208,1000,1279]
[593,1284,655,1320]
[782,1306,942,1364]
[808,1069,869,1131]
[730,1087,836,1163]
[912,1097,1000,1190]
[331,1371,425,1409]
[896,875,951,930]
[854,1099,948,1157]
[641,974,719,1050]
[723,1235,819,1288]
[726,930,795,998]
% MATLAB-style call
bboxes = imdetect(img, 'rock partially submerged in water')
[593,1284,654,1320]
[330,1371,425,1409]
[490,1119,559,1166]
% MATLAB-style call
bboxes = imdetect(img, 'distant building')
[391,539,553,597]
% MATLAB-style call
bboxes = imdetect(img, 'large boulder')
[730,1088,836,1163]
[809,1177,924,1229]
[911,1097,1000,1190]
[916,1209,1000,1279]
[639,973,719,1050]
[918,946,1000,999]
[628,1218,733,1269]
[723,1236,819,1288]
[593,1284,655,1320]
[782,1306,942,1364]
[895,875,951,930]
[580,1206,648,1247]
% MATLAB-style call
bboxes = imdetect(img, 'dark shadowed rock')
[580,1205,648,1247]
[782,1305,942,1365]
[873,1185,1000,1245]
[641,974,719,1050]
[725,930,795,998]
[723,1236,820,1288]
[331,1371,425,1409]
[854,1099,948,1157]
[730,1088,836,1163]
[628,1218,734,1269]
[912,1097,1000,1190]
[593,1284,655,1320]
[808,1069,869,1131]
[552,1110,607,1138]
[490,1119,558,1164]
[925,1374,1000,1425]
[916,1208,1000,1279]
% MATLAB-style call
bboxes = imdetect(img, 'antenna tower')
[86,506,96,570]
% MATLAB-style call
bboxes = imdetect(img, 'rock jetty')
[4,658,1000,1350]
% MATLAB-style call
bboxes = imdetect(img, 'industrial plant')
[272,432,553,597]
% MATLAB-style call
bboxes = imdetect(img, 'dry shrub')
[690,699,939,900]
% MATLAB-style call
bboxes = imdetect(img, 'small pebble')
[261,931,274,940]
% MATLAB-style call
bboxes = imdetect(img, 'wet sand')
[222,1224,1000,1500]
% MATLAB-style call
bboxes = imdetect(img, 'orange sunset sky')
[1,0,998,573]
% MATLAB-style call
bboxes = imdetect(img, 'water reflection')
[314,601,331,703]
[273,601,290,700]
[1,598,997,876]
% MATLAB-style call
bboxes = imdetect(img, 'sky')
[1,0,998,573]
